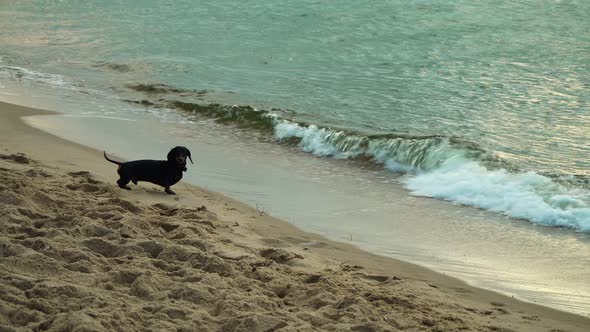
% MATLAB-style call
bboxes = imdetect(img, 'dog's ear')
[167,147,178,162]
[187,148,193,164]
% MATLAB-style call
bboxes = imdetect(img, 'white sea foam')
[0,66,74,87]
[403,161,590,232]
[0,65,112,99]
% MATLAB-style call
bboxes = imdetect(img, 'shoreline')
[1,100,589,331]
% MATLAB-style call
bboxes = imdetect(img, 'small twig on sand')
[214,252,248,261]
[256,204,266,216]
[339,261,364,271]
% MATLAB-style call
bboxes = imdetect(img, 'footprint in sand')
[0,153,31,164]
[304,274,323,284]
[259,248,303,264]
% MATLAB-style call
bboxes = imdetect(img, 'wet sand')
[1,100,589,331]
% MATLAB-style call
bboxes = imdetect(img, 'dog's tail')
[103,151,122,165]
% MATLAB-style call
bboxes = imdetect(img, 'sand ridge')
[0,151,580,332]
[0,153,469,331]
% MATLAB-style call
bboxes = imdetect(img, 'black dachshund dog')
[104,146,193,195]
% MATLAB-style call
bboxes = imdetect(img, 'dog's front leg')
[165,186,176,195]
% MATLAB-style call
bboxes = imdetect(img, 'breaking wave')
[404,161,590,232]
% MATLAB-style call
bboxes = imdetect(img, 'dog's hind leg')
[164,186,176,195]
[117,178,132,190]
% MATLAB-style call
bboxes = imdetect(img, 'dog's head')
[167,146,193,169]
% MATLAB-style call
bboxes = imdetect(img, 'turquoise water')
[1,1,590,227]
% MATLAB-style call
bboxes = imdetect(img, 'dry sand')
[0,101,588,331]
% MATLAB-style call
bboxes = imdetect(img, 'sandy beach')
[1,100,588,331]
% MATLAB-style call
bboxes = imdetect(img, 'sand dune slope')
[0,147,590,331]
[0,152,534,332]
